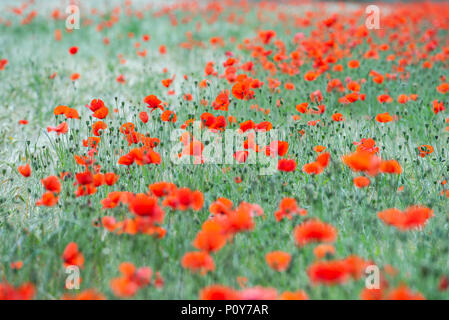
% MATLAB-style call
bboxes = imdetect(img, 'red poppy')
[18,164,31,177]
[62,242,84,268]
[294,219,337,247]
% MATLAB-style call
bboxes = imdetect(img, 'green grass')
[0,0,449,299]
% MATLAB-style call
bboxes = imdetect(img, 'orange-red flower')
[0,282,35,300]
[353,176,370,188]
[377,205,434,231]
[294,219,337,247]
[36,191,59,206]
[110,262,152,298]
[280,290,309,300]
[47,122,68,135]
[375,112,393,123]
[193,226,227,253]
[128,193,165,224]
[386,285,425,300]
[62,242,84,268]
[307,260,349,285]
[62,289,105,300]
[274,198,307,221]
[162,188,204,211]
[278,159,297,172]
[181,251,215,275]
[265,251,291,272]
[41,175,61,193]
[18,164,31,177]
[200,285,238,300]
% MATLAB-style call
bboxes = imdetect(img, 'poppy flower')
[239,120,255,132]
[296,102,309,114]
[47,122,68,135]
[139,111,149,123]
[200,285,238,300]
[18,164,31,177]
[92,121,107,136]
[62,289,105,300]
[232,80,254,100]
[294,219,337,247]
[234,150,249,163]
[193,229,227,253]
[41,176,61,193]
[209,198,234,216]
[0,282,35,300]
[0,59,8,71]
[110,262,152,298]
[342,151,381,176]
[87,99,105,112]
[92,106,109,119]
[75,171,93,185]
[280,290,309,300]
[116,74,126,83]
[418,145,433,158]
[220,204,256,235]
[353,176,370,188]
[377,205,433,231]
[36,191,59,207]
[70,73,80,81]
[278,159,297,172]
[265,251,291,272]
[375,112,393,123]
[69,46,78,55]
[162,188,204,211]
[62,242,84,268]
[181,251,215,275]
[274,198,307,221]
[302,152,330,175]
[313,244,336,259]
[348,60,360,68]
[379,160,402,174]
[377,95,393,104]
[104,172,119,186]
[355,138,379,154]
[128,193,165,224]
[143,95,164,112]
[432,100,445,114]
[302,162,324,175]
[436,83,449,94]
[313,145,326,153]
[307,260,349,285]
[265,141,289,157]
[331,113,345,121]
[161,110,177,123]
[148,182,177,198]
[161,77,173,88]
[10,260,23,270]
[386,285,425,300]
[397,94,410,104]
[212,90,230,111]
[304,71,318,81]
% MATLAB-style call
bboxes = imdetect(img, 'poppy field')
[1,0,449,300]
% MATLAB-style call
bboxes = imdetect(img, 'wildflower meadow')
[1,0,449,301]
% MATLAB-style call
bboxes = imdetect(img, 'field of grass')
[1,0,449,300]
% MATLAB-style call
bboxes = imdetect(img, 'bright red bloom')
[181,251,215,275]
[18,164,31,177]
[62,242,84,268]
[128,193,165,224]
[41,176,61,193]
[294,219,337,247]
